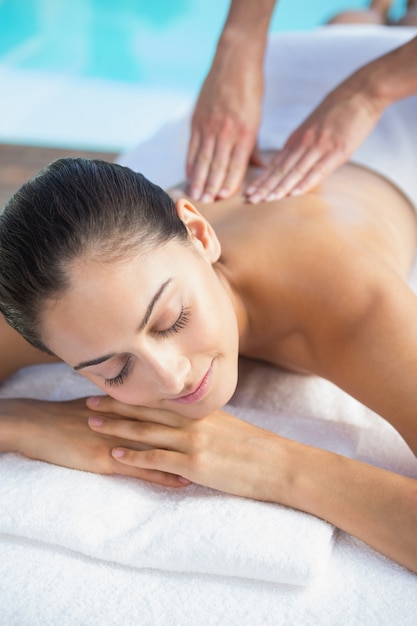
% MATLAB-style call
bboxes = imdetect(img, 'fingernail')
[246,186,255,195]
[201,193,213,203]
[217,188,228,199]
[112,448,125,459]
[89,417,104,427]
[178,476,191,485]
[250,193,262,203]
[189,188,200,200]
[291,188,302,196]
[87,396,100,407]
[266,193,277,201]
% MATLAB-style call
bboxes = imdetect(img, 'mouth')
[173,362,213,404]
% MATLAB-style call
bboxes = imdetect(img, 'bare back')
[173,158,417,448]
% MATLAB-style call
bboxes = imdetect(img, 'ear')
[175,199,221,263]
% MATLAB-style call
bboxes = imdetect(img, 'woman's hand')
[87,396,287,500]
[246,78,384,203]
[1,397,185,487]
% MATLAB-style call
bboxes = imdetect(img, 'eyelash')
[104,356,132,388]
[104,306,191,387]
[156,306,191,338]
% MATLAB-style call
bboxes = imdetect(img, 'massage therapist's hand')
[2,397,185,487]
[246,77,383,203]
[87,395,288,500]
[187,54,264,203]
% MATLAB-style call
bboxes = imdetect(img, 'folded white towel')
[0,365,335,586]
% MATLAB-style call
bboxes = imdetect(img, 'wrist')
[0,399,19,452]
[0,398,26,453]
[215,27,267,70]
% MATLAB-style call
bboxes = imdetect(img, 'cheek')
[81,373,143,405]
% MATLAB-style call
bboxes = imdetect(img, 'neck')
[214,260,250,343]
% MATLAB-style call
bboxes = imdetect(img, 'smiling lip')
[173,363,213,404]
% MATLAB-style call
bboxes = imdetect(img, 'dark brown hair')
[0,157,188,353]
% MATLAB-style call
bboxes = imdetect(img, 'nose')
[143,344,191,395]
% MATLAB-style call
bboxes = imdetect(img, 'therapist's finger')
[245,143,308,202]
[186,129,202,181]
[262,150,340,201]
[264,147,329,199]
[187,136,216,200]
[199,137,234,202]
[215,137,256,200]
[286,152,344,196]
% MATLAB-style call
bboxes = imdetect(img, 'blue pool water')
[0,0,408,150]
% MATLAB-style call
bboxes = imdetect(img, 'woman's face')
[42,202,240,419]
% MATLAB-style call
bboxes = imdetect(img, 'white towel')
[0,364,335,586]
[1,26,417,626]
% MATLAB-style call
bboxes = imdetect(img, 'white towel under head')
[0,364,335,586]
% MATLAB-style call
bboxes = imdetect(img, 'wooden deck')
[0,143,117,208]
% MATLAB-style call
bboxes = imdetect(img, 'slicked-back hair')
[0,157,188,353]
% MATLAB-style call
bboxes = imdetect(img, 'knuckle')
[145,448,165,465]
[196,152,211,166]
[187,428,207,452]
[300,127,316,146]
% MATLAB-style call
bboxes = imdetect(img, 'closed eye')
[156,306,191,338]
[104,355,132,388]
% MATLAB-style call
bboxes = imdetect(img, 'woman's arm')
[0,317,185,485]
[308,255,417,453]
[0,396,186,486]
[87,398,417,573]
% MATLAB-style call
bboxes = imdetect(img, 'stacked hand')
[87,395,286,501]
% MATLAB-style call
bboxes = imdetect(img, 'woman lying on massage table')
[0,14,417,575]
[0,143,417,572]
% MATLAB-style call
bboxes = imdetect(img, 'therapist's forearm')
[347,35,417,113]
[217,0,277,63]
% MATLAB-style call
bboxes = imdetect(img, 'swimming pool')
[0,0,407,151]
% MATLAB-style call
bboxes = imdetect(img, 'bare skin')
[186,0,417,203]
[84,160,417,573]
[2,154,417,572]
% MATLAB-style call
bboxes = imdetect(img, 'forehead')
[40,239,198,357]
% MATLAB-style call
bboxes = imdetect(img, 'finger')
[245,147,306,202]
[199,137,234,202]
[216,139,254,199]
[186,129,201,180]
[111,459,190,487]
[86,396,181,427]
[187,136,216,200]
[112,446,188,481]
[287,152,343,196]
[265,147,329,200]
[88,416,184,450]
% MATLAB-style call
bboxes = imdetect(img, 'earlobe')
[175,199,221,263]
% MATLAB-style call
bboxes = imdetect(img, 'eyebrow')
[73,278,172,371]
